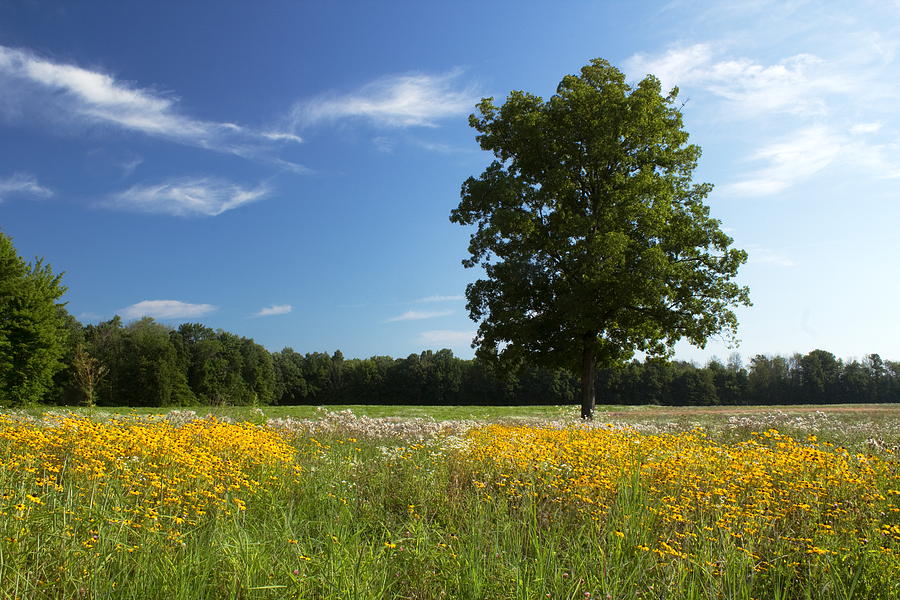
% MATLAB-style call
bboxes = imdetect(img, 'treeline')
[47,315,575,407]
[597,351,900,406]
[6,232,898,409]
[39,315,900,407]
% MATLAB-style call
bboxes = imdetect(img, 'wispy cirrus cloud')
[725,123,900,196]
[842,137,900,179]
[386,309,453,322]
[261,131,303,143]
[416,295,464,303]
[0,44,301,158]
[253,304,292,317]
[626,43,716,96]
[117,155,143,178]
[419,329,475,347]
[625,43,855,118]
[104,177,270,217]
[745,245,797,267]
[372,136,396,153]
[626,39,900,196]
[849,122,883,135]
[724,126,842,196]
[0,172,52,202]
[120,300,216,320]
[290,69,478,129]
[371,135,472,155]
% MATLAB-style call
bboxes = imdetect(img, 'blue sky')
[2,0,899,363]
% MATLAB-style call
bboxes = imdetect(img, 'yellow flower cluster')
[463,425,899,566]
[0,414,301,536]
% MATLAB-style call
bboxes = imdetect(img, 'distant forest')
[42,315,900,407]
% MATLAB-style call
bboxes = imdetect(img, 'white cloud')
[725,125,900,195]
[291,69,478,129]
[410,138,473,154]
[0,172,52,201]
[416,295,465,302]
[419,329,476,347]
[254,304,292,317]
[270,158,313,175]
[850,122,883,135]
[843,138,900,179]
[625,44,855,118]
[745,246,797,267]
[372,136,396,153]
[386,310,453,322]
[627,40,900,196]
[117,155,143,178]
[120,300,216,320]
[261,131,303,143]
[724,126,842,196]
[105,177,270,216]
[626,43,715,95]
[0,44,300,158]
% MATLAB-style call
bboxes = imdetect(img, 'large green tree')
[0,232,69,406]
[450,59,750,419]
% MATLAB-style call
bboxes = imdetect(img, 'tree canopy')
[0,232,69,406]
[450,58,750,418]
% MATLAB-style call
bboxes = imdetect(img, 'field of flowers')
[0,407,897,599]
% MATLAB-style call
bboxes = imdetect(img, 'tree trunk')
[580,333,596,420]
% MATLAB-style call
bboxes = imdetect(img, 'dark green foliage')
[239,336,276,405]
[707,356,748,405]
[266,348,899,406]
[515,365,578,406]
[450,59,750,418]
[670,365,719,406]
[171,323,274,406]
[747,354,792,405]
[83,317,194,406]
[0,232,69,406]
[798,349,841,404]
[67,318,275,407]
[49,308,86,405]
[273,348,311,404]
[340,355,389,404]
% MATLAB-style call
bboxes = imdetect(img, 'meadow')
[0,404,896,599]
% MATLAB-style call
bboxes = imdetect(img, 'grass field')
[0,404,897,599]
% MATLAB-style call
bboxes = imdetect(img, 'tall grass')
[0,410,896,599]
